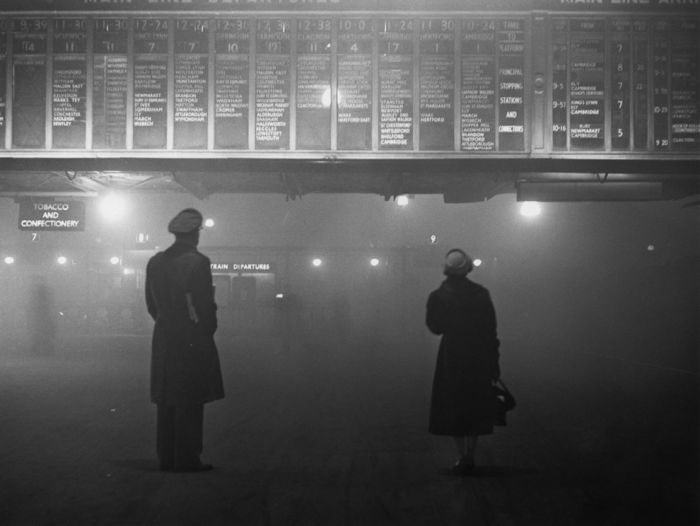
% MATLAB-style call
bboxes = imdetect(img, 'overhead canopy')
[0,157,698,202]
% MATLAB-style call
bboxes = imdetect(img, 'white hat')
[444,248,473,276]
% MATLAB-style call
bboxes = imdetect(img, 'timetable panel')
[133,18,169,149]
[296,17,332,150]
[215,18,250,149]
[12,18,47,149]
[174,18,210,149]
[92,18,128,149]
[379,18,414,150]
[0,18,8,147]
[254,18,291,150]
[337,17,373,150]
[0,6,696,158]
[419,18,455,151]
[460,19,497,151]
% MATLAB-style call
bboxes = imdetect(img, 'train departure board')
[52,18,87,148]
[215,18,250,149]
[0,19,7,147]
[174,18,209,149]
[0,0,697,158]
[133,18,169,149]
[255,18,291,149]
[337,17,373,150]
[419,18,455,151]
[296,17,332,150]
[92,18,128,149]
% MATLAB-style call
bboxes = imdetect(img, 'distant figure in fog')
[29,280,56,356]
[426,249,500,476]
[145,208,225,472]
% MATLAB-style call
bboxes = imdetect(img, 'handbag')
[493,379,516,426]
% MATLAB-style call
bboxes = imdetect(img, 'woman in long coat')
[426,248,500,475]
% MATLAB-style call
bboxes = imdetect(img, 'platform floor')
[1,333,698,525]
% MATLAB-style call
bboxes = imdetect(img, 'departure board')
[610,19,632,150]
[133,18,168,149]
[52,18,87,148]
[92,18,128,149]
[0,19,7,147]
[669,19,699,151]
[337,18,373,150]
[460,19,496,151]
[497,19,525,151]
[255,18,291,150]
[551,14,699,153]
[174,18,209,149]
[632,21,649,151]
[12,18,47,149]
[419,18,455,150]
[0,1,697,159]
[379,18,414,150]
[569,19,606,150]
[214,18,250,149]
[296,18,332,150]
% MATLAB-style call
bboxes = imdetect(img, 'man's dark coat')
[426,275,500,436]
[146,241,224,407]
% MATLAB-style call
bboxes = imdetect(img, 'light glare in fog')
[519,201,542,218]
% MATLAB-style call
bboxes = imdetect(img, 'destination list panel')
[0,11,697,157]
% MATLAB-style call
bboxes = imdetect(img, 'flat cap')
[168,208,203,234]
[443,248,473,276]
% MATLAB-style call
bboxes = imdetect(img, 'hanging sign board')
[18,199,86,231]
[210,262,275,273]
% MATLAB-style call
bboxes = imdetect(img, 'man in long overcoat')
[426,248,500,475]
[145,208,225,472]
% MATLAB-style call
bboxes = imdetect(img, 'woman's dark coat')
[426,275,500,436]
[146,241,225,407]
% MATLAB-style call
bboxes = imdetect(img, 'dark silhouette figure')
[426,248,500,475]
[145,208,225,472]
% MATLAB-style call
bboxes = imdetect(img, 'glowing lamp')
[473,258,483,268]
[519,201,542,218]
[110,256,121,265]
[369,258,380,267]
[99,193,128,222]
[396,195,410,207]
[3,256,15,265]
[57,256,68,265]
[311,258,323,268]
